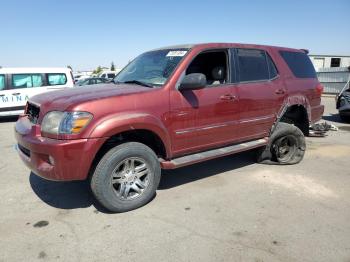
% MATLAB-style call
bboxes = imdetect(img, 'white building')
[309,54,350,71]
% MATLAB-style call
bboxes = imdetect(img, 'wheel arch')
[87,113,171,179]
[88,112,171,155]
[273,95,311,135]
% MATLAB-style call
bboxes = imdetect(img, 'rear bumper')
[15,116,107,181]
[0,106,25,116]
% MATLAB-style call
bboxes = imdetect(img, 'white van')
[99,70,121,80]
[0,68,74,116]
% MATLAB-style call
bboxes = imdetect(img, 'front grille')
[18,144,30,158]
[26,102,40,124]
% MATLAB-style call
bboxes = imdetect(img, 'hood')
[29,83,152,111]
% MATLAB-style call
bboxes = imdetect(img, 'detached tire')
[91,142,161,212]
[257,122,306,165]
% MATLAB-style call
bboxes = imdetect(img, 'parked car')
[336,88,350,122]
[0,67,74,116]
[99,70,120,80]
[73,75,87,83]
[75,77,111,86]
[15,43,324,212]
[336,67,350,122]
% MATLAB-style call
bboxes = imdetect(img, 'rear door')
[234,48,286,141]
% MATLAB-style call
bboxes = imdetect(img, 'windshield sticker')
[166,50,187,57]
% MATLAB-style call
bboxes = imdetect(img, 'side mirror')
[179,73,206,90]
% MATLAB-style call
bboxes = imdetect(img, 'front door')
[169,49,240,156]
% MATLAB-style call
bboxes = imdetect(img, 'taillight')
[315,83,324,96]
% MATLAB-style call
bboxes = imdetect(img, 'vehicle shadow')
[0,116,18,123]
[322,114,344,124]
[29,173,112,213]
[29,150,256,212]
[159,150,256,190]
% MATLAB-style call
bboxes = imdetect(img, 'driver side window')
[186,50,228,86]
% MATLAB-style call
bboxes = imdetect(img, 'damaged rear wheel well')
[280,105,309,135]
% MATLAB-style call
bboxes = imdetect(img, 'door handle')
[220,94,236,101]
[12,93,21,96]
[275,89,285,95]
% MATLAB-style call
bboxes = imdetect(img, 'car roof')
[0,67,72,74]
[151,43,304,53]
[150,44,195,51]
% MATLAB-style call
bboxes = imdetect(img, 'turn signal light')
[71,117,92,134]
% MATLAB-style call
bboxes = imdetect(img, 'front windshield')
[114,48,189,87]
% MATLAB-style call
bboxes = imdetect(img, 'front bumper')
[15,116,107,181]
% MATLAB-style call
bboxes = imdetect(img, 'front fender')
[88,112,171,157]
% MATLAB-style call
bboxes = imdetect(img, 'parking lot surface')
[0,96,349,262]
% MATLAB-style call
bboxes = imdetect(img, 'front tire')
[257,122,306,165]
[90,142,161,212]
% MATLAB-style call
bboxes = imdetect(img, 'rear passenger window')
[237,49,269,82]
[0,75,5,90]
[12,74,43,88]
[48,73,67,85]
[279,51,316,78]
[267,54,278,79]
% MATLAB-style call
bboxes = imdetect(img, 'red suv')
[15,43,324,212]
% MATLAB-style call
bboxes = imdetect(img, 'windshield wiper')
[122,80,153,88]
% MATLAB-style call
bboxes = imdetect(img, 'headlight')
[41,111,65,135]
[41,111,93,135]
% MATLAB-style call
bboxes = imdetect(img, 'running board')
[160,138,268,169]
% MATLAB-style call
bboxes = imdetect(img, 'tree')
[92,66,103,75]
[111,62,115,71]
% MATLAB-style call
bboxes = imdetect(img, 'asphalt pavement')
[0,96,349,262]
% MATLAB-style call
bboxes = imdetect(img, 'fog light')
[48,156,55,165]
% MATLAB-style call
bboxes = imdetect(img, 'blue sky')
[1,0,349,71]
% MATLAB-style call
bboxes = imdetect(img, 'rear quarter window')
[279,51,316,78]
[48,73,67,85]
